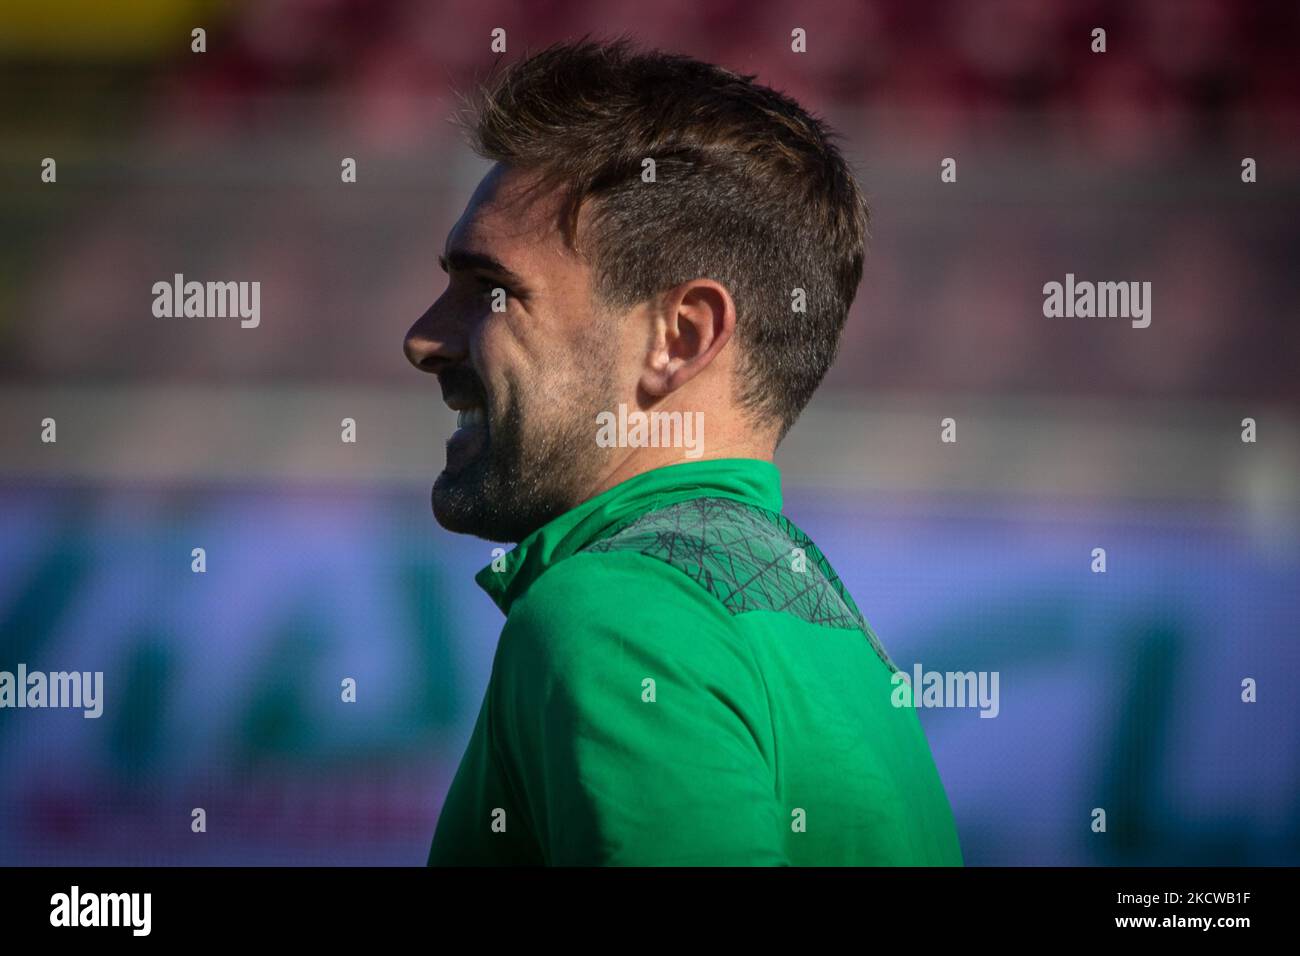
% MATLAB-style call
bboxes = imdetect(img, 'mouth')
[438,364,492,475]
[442,398,489,474]
[453,405,487,433]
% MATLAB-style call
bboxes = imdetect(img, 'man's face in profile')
[404,164,621,543]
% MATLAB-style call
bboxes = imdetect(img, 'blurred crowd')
[2,0,1296,402]
[154,0,1299,153]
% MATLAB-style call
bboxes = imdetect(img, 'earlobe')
[639,337,674,398]
[636,299,674,398]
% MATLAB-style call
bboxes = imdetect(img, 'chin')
[431,474,481,534]
[430,473,513,543]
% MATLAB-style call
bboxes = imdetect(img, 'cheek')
[473,314,563,425]
[484,305,551,370]
[481,296,605,411]
[473,315,529,390]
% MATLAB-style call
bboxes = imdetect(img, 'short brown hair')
[456,38,869,441]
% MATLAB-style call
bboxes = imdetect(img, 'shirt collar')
[475,457,783,614]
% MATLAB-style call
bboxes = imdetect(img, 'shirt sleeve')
[487,550,790,866]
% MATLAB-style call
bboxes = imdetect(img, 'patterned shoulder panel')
[582,497,898,671]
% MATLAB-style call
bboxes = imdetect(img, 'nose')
[404,298,465,374]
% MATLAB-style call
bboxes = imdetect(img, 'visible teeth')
[456,406,485,429]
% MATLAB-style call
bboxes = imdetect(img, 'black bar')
[0,866,1286,941]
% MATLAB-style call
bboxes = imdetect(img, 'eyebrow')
[438,249,529,292]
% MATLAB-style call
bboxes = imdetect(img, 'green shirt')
[427,457,963,866]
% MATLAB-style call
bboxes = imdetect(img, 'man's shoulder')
[583,495,868,631]
[502,540,731,646]
[497,494,897,673]
[492,531,759,705]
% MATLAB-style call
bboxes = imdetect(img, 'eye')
[475,276,513,301]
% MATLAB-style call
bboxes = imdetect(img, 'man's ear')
[640,279,736,398]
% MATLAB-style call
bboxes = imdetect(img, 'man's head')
[404,39,868,542]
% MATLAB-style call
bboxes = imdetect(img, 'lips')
[438,369,490,473]
[456,406,487,430]
[443,397,488,477]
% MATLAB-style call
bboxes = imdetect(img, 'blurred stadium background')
[1,0,1297,865]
